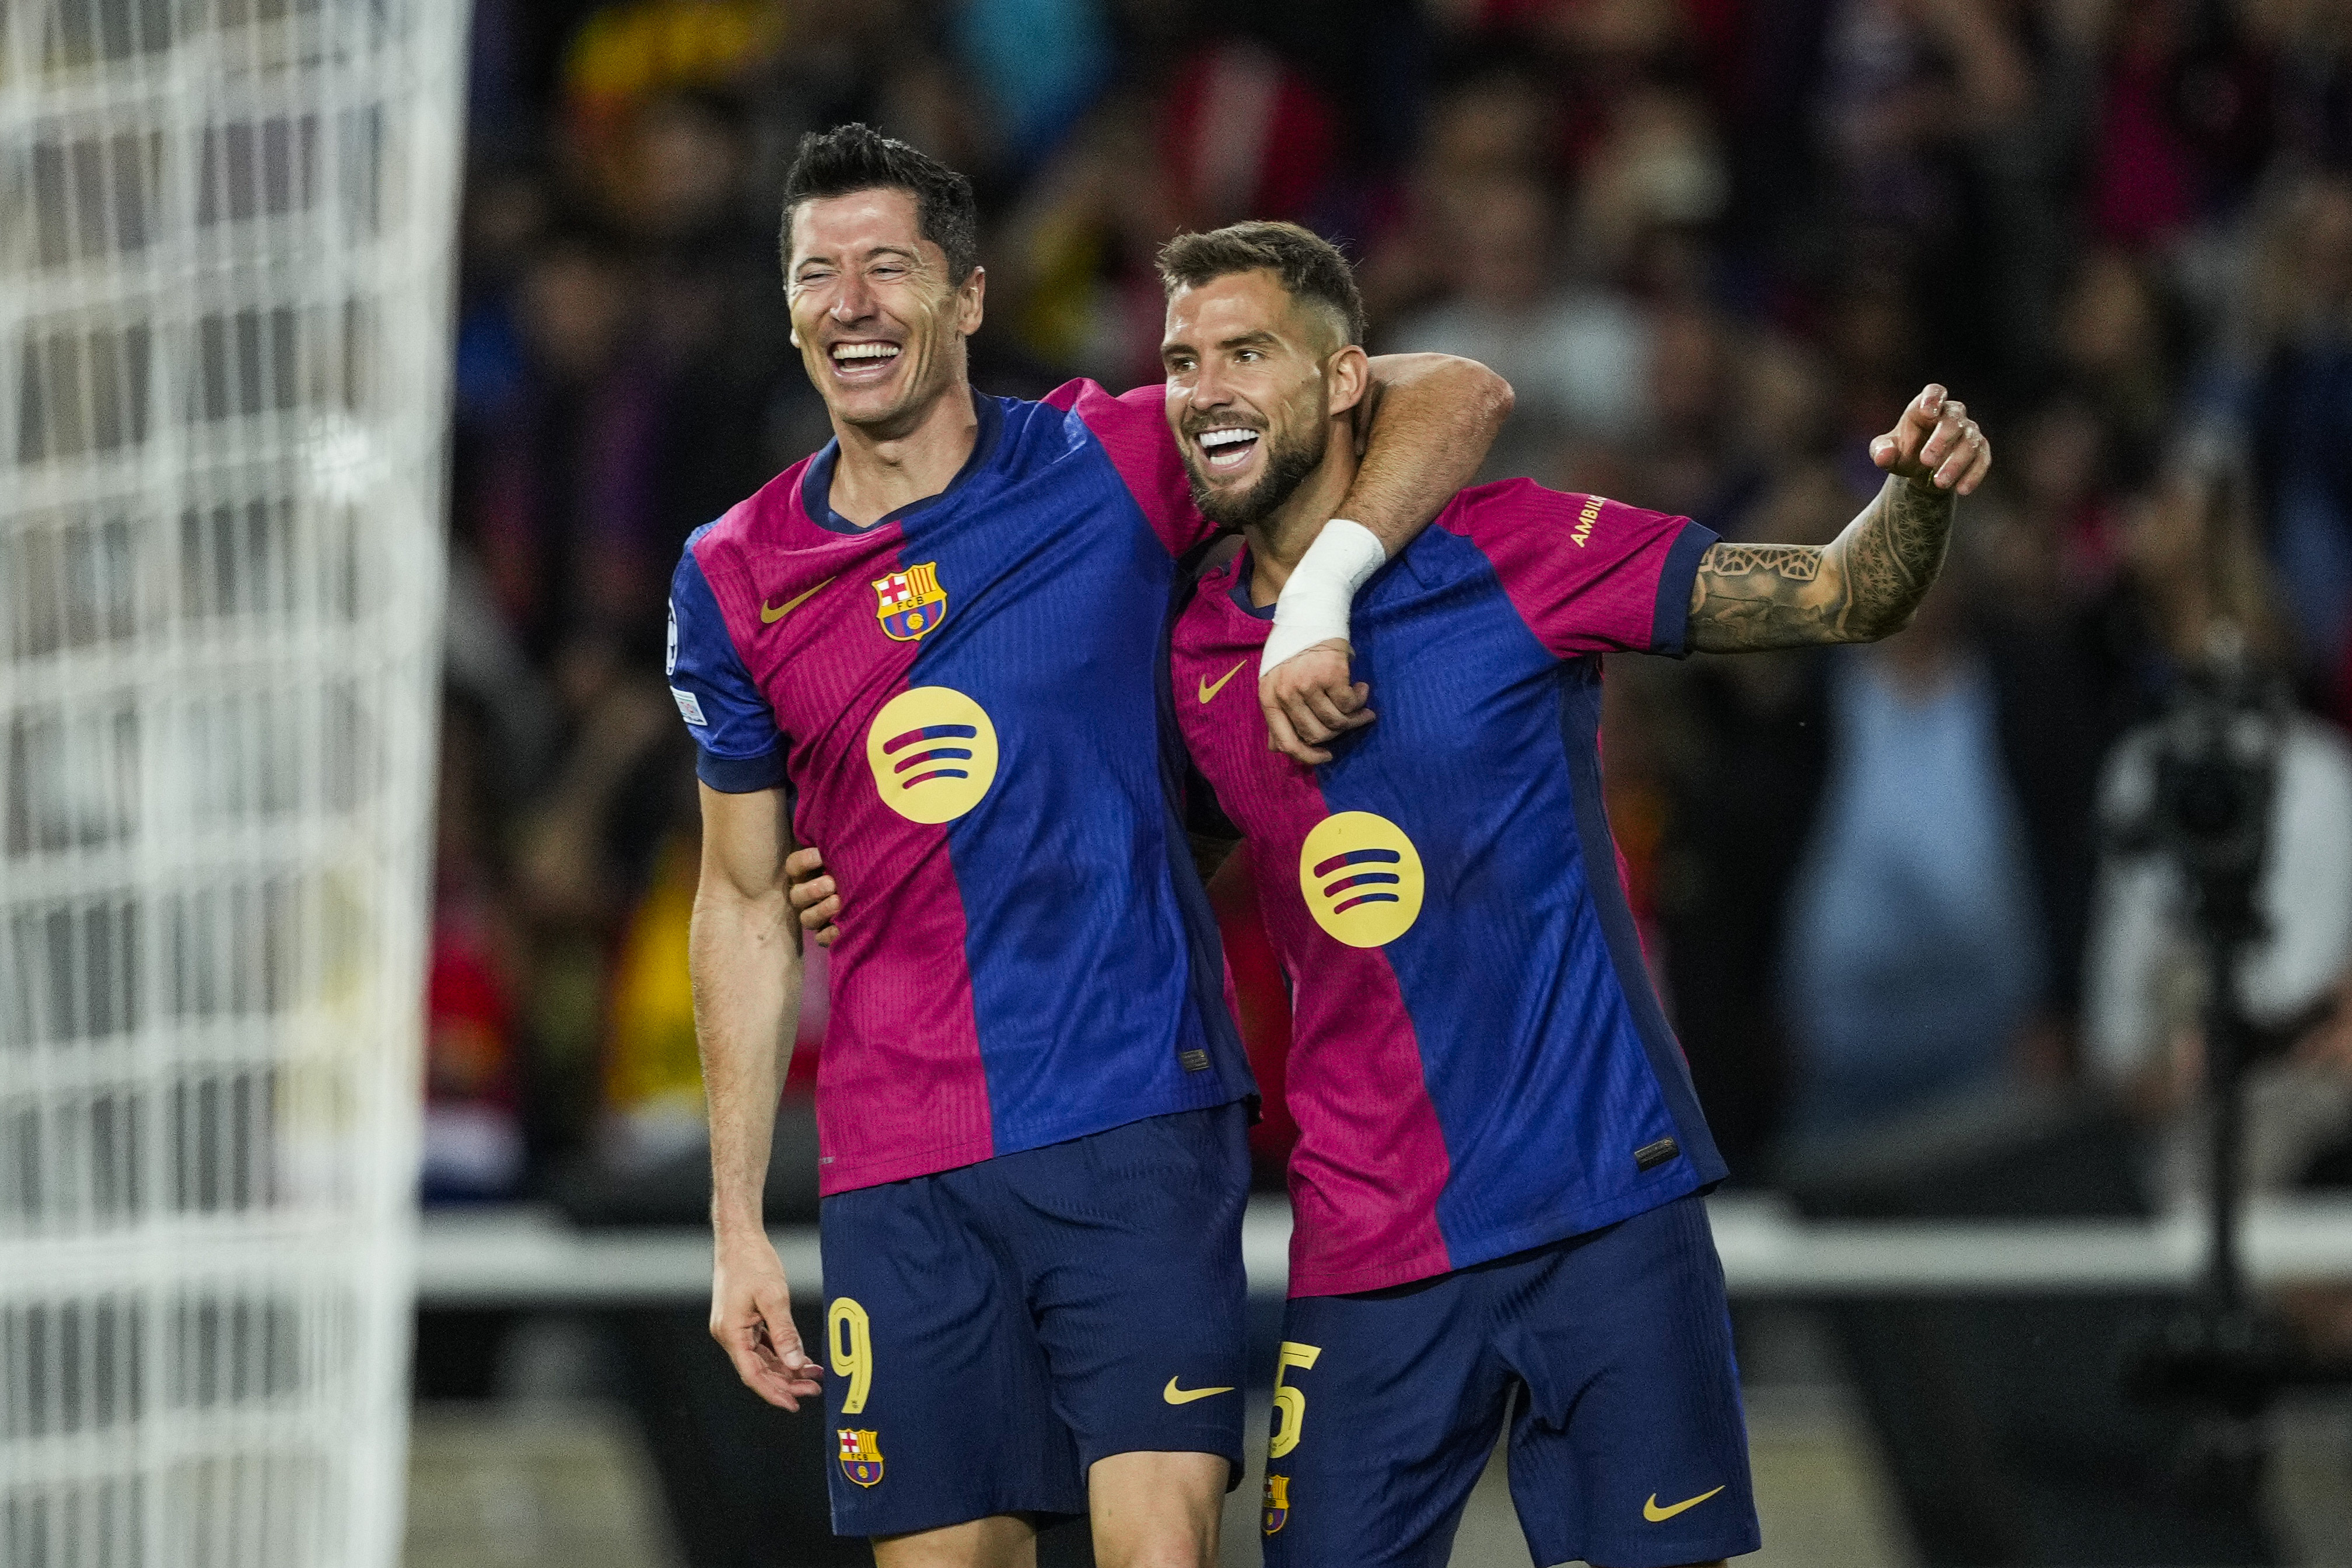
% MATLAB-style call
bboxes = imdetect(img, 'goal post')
[1,2,468,1564]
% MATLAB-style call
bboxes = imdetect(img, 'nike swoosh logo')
[761,577,834,624]
[1163,1378,1236,1405]
[1643,1486,1725,1522]
[1196,659,1248,704]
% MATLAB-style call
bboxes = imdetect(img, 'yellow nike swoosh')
[1643,1486,1725,1523]
[1163,1378,1236,1405]
[761,576,835,624]
[1197,659,1248,704]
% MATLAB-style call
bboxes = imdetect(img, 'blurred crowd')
[420,0,2352,1222]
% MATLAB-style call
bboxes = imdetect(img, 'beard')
[1185,415,1328,530]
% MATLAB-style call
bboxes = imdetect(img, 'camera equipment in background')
[2109,628,2352,1499]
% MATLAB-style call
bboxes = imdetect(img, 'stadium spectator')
[1385,172,1653,475]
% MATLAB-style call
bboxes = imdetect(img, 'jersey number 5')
[1268,1340,1321,1460]
[828,1297,873,1415]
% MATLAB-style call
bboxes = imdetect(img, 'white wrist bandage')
[1261,519,1386,676]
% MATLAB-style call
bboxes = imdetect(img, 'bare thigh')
[872,1513,1039,1568]
[1087,1450,1228,1568]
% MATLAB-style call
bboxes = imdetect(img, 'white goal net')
[1,2,467,1564]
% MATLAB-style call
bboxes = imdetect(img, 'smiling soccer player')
[665,127,1508,1568]
[796,220,1989,1568]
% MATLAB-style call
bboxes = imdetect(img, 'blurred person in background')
[424,694,527,1202]
[2245,172,2352,715]
[2084,457,2352,1203]
[1387,171,1654,477]
[1776,547,2052,1153]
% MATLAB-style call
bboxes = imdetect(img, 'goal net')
[1,2,467,1564]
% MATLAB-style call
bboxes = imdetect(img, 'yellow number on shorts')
[1267,1340,1321,1460]
[828,1297,873,1415]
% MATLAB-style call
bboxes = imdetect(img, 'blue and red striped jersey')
[1174,482,1724,1296]
[667,383,1252,1195]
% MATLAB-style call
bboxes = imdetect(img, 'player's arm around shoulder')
[693,781,821,1410]
[1686,384,1991,654]
[1260,354,1514,761]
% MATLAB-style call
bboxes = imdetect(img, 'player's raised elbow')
[1457,357,1514,430]
[1378,352,1514,430]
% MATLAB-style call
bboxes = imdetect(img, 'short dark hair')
[779,123,979,285]
[1156,221,1367,348]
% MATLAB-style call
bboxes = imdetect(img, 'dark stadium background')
[404,1,2352,1564]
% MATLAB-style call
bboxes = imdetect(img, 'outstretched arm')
[694,782,820,1411]
[1262,353,1514,761]
[1687,384,1989,653]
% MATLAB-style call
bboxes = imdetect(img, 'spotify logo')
[866,687,1000,823]
[1298,811,1424,947]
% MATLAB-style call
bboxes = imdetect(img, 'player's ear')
[1325,344,1371,419]
[957,265,986,336]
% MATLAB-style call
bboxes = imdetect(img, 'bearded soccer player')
[795,222,1990,1568]
[666,127,1508,1568]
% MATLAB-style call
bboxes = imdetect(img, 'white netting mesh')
[0,1,466,1563]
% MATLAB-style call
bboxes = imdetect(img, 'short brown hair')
[1156,221,1367,348]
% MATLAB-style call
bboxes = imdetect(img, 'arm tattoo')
[1686,479,1954,653]
[1837,477,1954,640]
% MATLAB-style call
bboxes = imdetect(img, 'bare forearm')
[691,889,800,1241]
[1343,354,1514,555]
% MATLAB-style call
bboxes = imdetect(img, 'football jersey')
[1173,482,1724,1296]
[669,383,1251,1196]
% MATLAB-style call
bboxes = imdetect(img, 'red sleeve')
[1437,480,1717,659]
[1045,378,1217,556]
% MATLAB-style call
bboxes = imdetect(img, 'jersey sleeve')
[1440,480,1717,659]
[668,528,788,793]
[1045,377,1217,556]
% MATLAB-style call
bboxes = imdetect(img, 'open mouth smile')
[1195,426,1261,472]
[829,341,902,383]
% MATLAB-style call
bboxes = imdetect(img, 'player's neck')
[1245,421,1360,607]
[825,379,981,527]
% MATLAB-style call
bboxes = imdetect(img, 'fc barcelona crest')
[873,562,949,641]
[838,1427,885,1488]
[1261,1474,1290,1535]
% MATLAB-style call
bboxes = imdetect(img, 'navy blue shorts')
[817,1103,1251,1538]
[1259,1193,1758,1568]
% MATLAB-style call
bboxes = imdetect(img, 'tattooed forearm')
[1835,476,1954,640]
[1685,477,1954,653]
[1686,544,1842,652]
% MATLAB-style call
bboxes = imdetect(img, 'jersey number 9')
[828,1297,873,1415]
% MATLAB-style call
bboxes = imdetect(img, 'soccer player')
[792,222,1988,1568]
[666,126,1508,1568]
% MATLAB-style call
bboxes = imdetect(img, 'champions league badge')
[838,1427,885,1488]
[873,562,949,641]
[1261,1474,1290,1535]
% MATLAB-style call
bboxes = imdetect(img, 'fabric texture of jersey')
[1258,1193,1758,1568]
[669,383,1251,1194]
[819,1105,1252,1537]
[1174,481,1722,1296]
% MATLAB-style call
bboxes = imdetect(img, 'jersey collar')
[1226,545,1276,622]
[800,390,1005,536]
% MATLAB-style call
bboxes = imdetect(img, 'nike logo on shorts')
[1643,1485,1724,1522]
[1163,1377,1236,1405]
